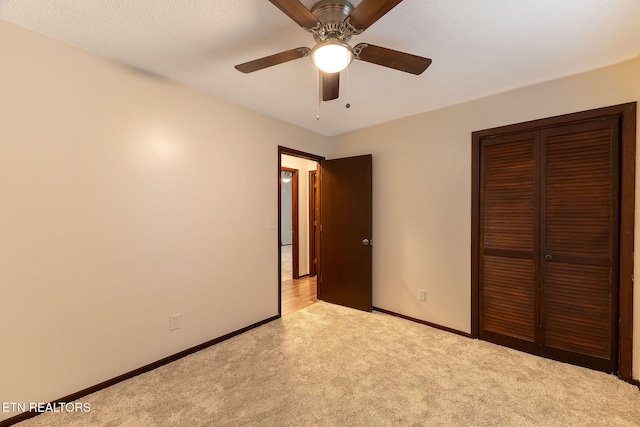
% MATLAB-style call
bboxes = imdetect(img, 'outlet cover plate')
[169,314,180,331]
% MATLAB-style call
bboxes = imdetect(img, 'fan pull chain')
[345,67,351,109]
[316,70,321,120]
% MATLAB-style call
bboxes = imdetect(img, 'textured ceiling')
[2,0,640,136]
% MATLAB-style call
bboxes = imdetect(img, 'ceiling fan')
[235,0,432,102]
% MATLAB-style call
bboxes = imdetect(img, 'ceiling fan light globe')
[311,41,353,73]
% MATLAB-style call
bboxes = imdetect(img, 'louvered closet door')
[540,118,619,372]
[479,132,539,354]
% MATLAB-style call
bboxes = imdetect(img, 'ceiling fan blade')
[347,0,403,31]
[235,48,310,73]
[322,72,340,101]
[268,0,319,28]
[355,44,432,75]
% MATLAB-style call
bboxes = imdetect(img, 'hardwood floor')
[282,276,318,316]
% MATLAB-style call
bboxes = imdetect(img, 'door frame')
[281,166,299,279]
[278,146,325,316]
[309,170,319,277]
[471,102,636,382]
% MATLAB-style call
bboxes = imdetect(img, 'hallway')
[281,245,318,315]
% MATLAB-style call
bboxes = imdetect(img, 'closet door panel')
[479,133,539,352]
[543,125,616,258]
[544,262,612,358]
[540,119,619,372]
[482,255,536,342]
[481,138,536,252]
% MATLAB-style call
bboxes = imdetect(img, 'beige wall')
[0,20,329,421]
[329,56,640,380]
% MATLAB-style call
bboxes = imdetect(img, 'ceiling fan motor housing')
[309,0,361,43]
[311,0,354,23]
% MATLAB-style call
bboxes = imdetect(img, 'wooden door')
[319,155,372,312]
[479,131,540,354]
[539,119,619,372]
[477,116,622,373]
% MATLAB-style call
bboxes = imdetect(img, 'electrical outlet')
[169,314,180,331]
[418,289,426,302]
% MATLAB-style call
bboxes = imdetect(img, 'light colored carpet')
[17,302,640,426]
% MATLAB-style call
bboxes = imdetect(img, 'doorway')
[279,148,323,316]
[278,147,374,316]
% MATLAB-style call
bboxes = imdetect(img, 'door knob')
[544,254,552,261]
[362,238,370,246]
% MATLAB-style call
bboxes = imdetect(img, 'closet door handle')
[544,254,552,261]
